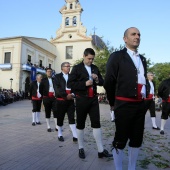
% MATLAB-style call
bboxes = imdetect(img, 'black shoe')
[58,136,64,142]
[32,122,36,126]
[98,149,113,158]
[79,148,85,159]
[73,137,78,142]
[152,127,160,130]
[36,122,41,125]
[111,119,115,122]
[55,128,58,131]
[160,130,164,135]
[47,128,52,132]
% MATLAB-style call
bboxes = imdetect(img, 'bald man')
[104,27,147,170]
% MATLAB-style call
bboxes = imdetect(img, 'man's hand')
[91,74,99,83]
[86,80,93,86]
[66,94,74,100]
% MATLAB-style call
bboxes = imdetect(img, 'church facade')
[0,0,105,93]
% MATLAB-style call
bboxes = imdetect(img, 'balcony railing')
[0,63,12,70]
[22,64,46,74]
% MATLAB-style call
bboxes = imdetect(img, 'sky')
[0,0,170,64]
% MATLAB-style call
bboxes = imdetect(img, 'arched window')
[65,17,69,26]
[70,4,73,9]
[73,16,77,26]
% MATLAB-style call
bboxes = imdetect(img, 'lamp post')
[10,78,13,89]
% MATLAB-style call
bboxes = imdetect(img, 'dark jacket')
[29,81,40,98]
[104,48,147,106]
[67,62,104,97]
[158,78,170,101]
[39,77,57,97]
[55,72,73,99]
[146,80,156,98]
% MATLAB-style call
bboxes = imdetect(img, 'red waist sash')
[32,93,42,100]
[66,90,71,94]
[116,84,143,102]
[57,98,65,101]
[88,86,94,98]
[162,97,170,103]
[115,96,143,102]
[144,94,153,101]
[43,92,55,98]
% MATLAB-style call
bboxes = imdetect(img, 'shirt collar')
[62,72,68,76]
[126,47,139,56]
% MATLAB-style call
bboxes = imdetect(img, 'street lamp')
[10,78,13,89]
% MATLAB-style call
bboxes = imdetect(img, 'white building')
[0,37,57,92]
[0,0,105,93]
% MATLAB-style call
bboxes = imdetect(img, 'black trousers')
[76,96,100,129]
[113,100,145,149]
[161,102,170,120]
[32,100,42,112]
[144,99,156,117]
[43,97,57,118]
[56,100,75,126]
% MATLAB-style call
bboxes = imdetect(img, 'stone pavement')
[0,100,170,170]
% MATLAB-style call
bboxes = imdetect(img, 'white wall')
[0,37,57,91]
[55,40,93,73]
[0,39,22,91]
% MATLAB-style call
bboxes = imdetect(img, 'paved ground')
[0,100,170,170]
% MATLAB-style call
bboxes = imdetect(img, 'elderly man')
[144,72,159,130]
[30,74,43,126]
[55,62,77,142]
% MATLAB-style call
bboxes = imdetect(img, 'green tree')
[148,62,170,91]
[72,44,125,76]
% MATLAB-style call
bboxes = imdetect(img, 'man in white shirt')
[104,27,147,170]
[39,68,58,132]
[145,72,160,130]
[29,74,42,126]
[55,62,77,142]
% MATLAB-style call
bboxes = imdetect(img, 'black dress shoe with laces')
[79,148,85,159]
[98,149,113,158]
[36,122,41,125]
[47,128,52,132]
[73,137,78,142]
[58,136,64,142]
[160,130,164,135]
[32,122,36,126]
[152,127,160,130]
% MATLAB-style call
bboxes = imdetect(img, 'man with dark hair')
[145,72,159,130]
[30,74,42,126]
[158,74,170,135]
[68,48,112,159]
[104,27,147,170]
[55,62,77,142]
[39,68,58,132]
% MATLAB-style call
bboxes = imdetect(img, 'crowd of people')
[0,89,25,106]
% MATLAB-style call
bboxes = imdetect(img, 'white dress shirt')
[85,65,92,80]
[62,72,71,90]
[48,78,54,92]
[37,82,41,98]
[149,80,154,96]
[127,48,146,97]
